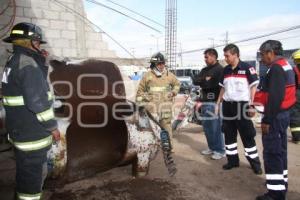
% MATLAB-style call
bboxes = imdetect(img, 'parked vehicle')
[178,76,197,94]
[169,67,200,78]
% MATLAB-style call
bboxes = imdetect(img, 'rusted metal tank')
[49,59,132,182]
[48,59,176,183]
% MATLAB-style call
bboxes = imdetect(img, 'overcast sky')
[84,0,300,66]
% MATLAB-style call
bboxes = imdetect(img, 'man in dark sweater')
[255,40,296,200]
[193,48,225,160]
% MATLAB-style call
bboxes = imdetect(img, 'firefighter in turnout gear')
[2,22,60,200]
[255,40,296,200]
[136,52,180,150]
[290,49,300,144]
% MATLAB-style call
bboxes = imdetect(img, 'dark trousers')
[15,148,48,198]
[262,111,289,200]
[222,101,261,170]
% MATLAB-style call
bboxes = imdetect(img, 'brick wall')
[0,0,117,73]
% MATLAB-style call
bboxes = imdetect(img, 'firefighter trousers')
[15,147,48,200]
[290,90,300,142]
[262,111,289,200]
[160,117,173,148]
[222,101,261,170]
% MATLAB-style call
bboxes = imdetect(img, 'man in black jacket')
[255,40,296,200]
[193,48,225,159]
[2,22,60,200]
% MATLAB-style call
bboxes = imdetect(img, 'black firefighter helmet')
[150,52,166,69]
[3,22,47,44]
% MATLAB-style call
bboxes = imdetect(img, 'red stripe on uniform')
[224,74,247,79]
[276,58,288,66]
[286,84,296,88]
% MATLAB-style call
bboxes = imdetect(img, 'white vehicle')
[169,66,201,78]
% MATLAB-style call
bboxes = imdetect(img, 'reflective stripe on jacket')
[8,135,52,152]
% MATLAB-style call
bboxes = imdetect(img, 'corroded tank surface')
[50,60,128,182]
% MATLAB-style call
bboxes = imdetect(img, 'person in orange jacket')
[255,40,296,200]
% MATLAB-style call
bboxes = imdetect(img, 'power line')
[85,0,162,33]
[182,34,300,64]
[99,0,164,28]
[181,24,300,55]
[0,0,10,15]
[237,34,300,48]
[51,0,136,58]
[0,0,16,39]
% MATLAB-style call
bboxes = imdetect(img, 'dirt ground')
[1,94,300,200]
[1,122,300,200]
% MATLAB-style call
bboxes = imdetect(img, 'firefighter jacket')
[254,57,296,124]
[136,69,180,119]
[294,65,300,87]
[1,45,57,152]
[290,66,300,135]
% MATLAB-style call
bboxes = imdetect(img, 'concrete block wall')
[0,0,117,72]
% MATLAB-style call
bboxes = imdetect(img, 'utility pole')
[151,34,162,51]
[130,48,135,57]
[208,37,215,47]
[178,42,183,68]
[225,31,229,45]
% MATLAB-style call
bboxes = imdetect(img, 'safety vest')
[254,58,296,110]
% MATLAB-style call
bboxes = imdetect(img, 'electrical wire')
[0,1,10,15]
[181,24,300,55]
[99,0,164,28]
[236,34,300,48]
[0,0,16,39]
[85,0,162,33]
[51,0,136,58]
[182,34,300,62]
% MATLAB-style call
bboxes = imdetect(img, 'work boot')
[256,193,275,200]
[222,163,239,170]
[253,167,263,175]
